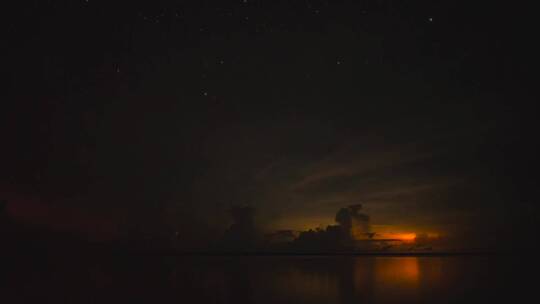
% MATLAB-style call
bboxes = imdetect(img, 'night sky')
[3,0,539,250]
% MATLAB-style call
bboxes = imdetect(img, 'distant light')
[374,232,417,242]
[398,233,417,241]
[428,17,433,22]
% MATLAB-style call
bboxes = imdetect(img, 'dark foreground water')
[2,254,536,303]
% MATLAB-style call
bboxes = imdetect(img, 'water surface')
[3,255,534,303]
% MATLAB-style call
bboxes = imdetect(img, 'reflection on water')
[269,257,424,303]
[1,255,535,304]
[374,257,419,287]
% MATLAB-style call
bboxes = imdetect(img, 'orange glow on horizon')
[375,232,417,242]
[398,233,417,241]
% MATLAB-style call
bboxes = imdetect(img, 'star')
[428,17,433,22]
